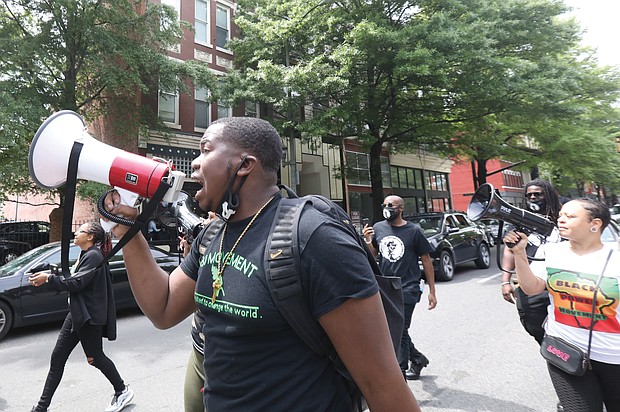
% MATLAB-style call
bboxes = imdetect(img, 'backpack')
[200,186,404,411]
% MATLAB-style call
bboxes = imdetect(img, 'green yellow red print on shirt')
[547,268,620,333]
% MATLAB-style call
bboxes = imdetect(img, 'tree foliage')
[0,0,214,202]
[225,0,620,218]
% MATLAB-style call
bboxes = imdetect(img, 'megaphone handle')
[106,181,171,259]
[98,188,143,231]
[97,187,141,232]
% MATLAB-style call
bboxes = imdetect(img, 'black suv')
[0,221,51,264]
[405,212,491,281]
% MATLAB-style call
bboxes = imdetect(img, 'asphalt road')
[407,248,558,412]
[0,308,191,411]
[0,245,559,411]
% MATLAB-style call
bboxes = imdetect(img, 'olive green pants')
[184,347,206,412]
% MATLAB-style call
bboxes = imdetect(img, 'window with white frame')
[195,0,210,45]
[195,87,210,130]
[215,4,231,49]
[159,88,179,125]
[161,0,181,53]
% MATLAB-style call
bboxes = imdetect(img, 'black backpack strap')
[265,197,333,358]
[197,218,225,246]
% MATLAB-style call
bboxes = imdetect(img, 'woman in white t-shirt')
[505,198,619,411]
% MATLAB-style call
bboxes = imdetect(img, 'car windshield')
[407,216,443,236]
[0,243,58,277]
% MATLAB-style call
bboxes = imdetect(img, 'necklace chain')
[212,195,275,303]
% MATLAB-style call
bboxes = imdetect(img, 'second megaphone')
[467,183,555,237]
[28,110,185,204]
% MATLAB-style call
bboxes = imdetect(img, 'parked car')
[475,219,496,247]
[478,218,510,246]
[0,221,51,263]
[0,240,32,265]
[610,204,620,224]
[405,212,491,281]
[602,220,620,251]
[0,241,181,341]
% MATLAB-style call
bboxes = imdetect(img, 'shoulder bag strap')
[585,249,613,368]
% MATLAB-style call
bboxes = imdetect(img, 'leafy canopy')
[0,0,215,201]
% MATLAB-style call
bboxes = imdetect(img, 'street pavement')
[0,309,190,411]
[406,258,558,411]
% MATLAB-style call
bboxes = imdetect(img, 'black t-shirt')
[373,220,433,294]
[181,197,378,411]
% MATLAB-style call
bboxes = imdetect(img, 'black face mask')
[217,156,248,222]
[383,207,399,221]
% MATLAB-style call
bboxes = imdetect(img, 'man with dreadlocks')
[500,179,563,344]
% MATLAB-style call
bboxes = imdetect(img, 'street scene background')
[0,248,558,411]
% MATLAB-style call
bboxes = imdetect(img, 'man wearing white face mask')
[500,179,563,345]
[362,195,437,380]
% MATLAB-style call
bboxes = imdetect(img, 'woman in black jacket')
[29,222,134,412]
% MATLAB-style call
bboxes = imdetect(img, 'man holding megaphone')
[102,117,420,412]
[499,179,563,345]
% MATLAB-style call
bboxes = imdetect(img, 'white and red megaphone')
[28,110,185,226]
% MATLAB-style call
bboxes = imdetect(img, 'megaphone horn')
[28,110,184,203]
[467,183,555,237]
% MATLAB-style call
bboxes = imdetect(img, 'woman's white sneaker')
[104,386,134,412]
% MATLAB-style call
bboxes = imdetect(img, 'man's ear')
[236,155,257,176]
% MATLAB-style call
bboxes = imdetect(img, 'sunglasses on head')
[381,203,402,209]
[526,192,544,198]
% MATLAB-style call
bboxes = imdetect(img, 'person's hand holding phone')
[361,218,374,245]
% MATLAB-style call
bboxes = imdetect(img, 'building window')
[195,87,210,130]
[345,151,390,186]
[161,0,180,25]
[158,88,179,125]
[425,171,447,191]
[166,155,194,178]
[216,102,231,119]
[195,0,210,45]
[502,169,524,190]
[391,166,423,189]
[161,0,181,53]
[244,101,259,117]
[215,4,231,49]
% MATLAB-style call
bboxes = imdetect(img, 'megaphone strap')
[106,181,171,259]
[60,141,84,278]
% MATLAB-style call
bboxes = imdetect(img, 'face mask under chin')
[217,157,248,222]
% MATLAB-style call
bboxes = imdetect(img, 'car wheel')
[0,301,13,341]
[487,233,495,247]
[436,250,455,281]
[475,243,491,269]
[2,250,18,264]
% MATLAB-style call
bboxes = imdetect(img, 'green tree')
[225,0,619,219]
[0,0,213,206]
[449,48,620,196]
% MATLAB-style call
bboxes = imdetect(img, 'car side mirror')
[27,261,50,274]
